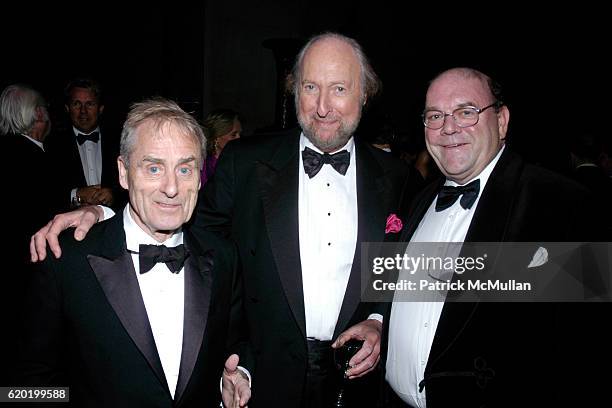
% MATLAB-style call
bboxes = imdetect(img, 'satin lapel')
[258,132,306,337]
[399,179,442,243]
[88,252,169,394]
[333,143,386,338]
[465,150,523,242]
[429,150,523,366]
[175,242,213,402]
[69,137,88,187]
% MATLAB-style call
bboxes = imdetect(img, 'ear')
[497,105,510,141]
[118,156,129,190]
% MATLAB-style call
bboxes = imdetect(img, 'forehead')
[426,73,491,108]
[301,38,361,83]
[132,120,200,156]
[70,87,97,101]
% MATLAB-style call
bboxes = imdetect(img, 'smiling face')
[424,69,509,184]
[118,120,201,242]
[296,37,363,153]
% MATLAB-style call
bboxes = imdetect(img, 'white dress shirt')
[21,134,45,151]
[123,206,185,398]
[298,133,358,340]
[386,145,505,407]
[74,126,102,186]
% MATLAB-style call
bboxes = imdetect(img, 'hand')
[90,187,114,206]
[77,185,102,205]
[30,206,104,262]
[332,319,382,379]
[222,354,250,408]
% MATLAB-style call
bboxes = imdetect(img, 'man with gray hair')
[1,83,61,384]
[19,98,246,407]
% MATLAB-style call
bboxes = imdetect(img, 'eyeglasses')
[422,102,501,130]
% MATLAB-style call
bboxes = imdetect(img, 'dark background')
[3,1,607,173]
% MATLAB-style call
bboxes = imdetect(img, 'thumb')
[224,354,239,374]
[332,333,349,348]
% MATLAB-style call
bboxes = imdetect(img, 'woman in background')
[201,108,241,184]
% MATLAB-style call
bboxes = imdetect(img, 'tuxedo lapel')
[67,133,88,186]
[465,150,523,242]
[175,238,213,402]
[399,179,442,243]
[258,131,306,337]
[333,142,388,338]
[88,251,169,394]
[428,150,523,370]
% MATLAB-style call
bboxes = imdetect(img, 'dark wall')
[3,1,607,173]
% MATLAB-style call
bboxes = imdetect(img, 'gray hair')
[287,32,381,104]
[120,98,206,167]
[0,84,48,135]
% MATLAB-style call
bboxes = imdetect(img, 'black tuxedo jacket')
[2,133,65,384]
[194,129,422,406]
[46,124,125,210]
[18,213,243,407]
[382,148,609,408]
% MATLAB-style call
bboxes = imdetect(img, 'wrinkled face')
[33,106,51,141]
[66,87,103,133]
[118,121,201,242]
[297,38,363,153]
[424,72,509,184]
[215,119,241,154]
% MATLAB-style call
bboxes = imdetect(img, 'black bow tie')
[76,131,100,145]
[302,146,350,178]
[138,244,189,274]
[435,179,481,212]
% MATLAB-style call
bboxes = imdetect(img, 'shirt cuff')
[99,205,115,221]
[219,365,252,405]
[367,313,383,324]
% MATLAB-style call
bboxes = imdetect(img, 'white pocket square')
[527,246,548,268]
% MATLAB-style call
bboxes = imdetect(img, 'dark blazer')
[4,133,64,261]
[194,129,422,406]
[382,148,609,408]
[46,124,125,210]
[18,212,243,407]
[2,133,64,384]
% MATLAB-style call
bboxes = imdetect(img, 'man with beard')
[30,32,422,407]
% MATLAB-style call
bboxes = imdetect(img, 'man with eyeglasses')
[382,67,609,407]
[47,77,125,210]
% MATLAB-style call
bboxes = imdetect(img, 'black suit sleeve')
[16,260,66,386]
[193,143,238,238]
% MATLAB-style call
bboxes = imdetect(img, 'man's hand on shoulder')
[30,205,104,262]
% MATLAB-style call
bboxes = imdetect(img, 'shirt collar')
[20,134,45,151]
[123,205,183,253]
[73,126,100,137]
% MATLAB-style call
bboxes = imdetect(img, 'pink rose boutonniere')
[385,213,403,234]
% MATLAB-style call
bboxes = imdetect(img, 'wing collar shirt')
[386,145,505,408]
[74,126,102,186]
[298,133,358,340]
[123,206,185,398]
